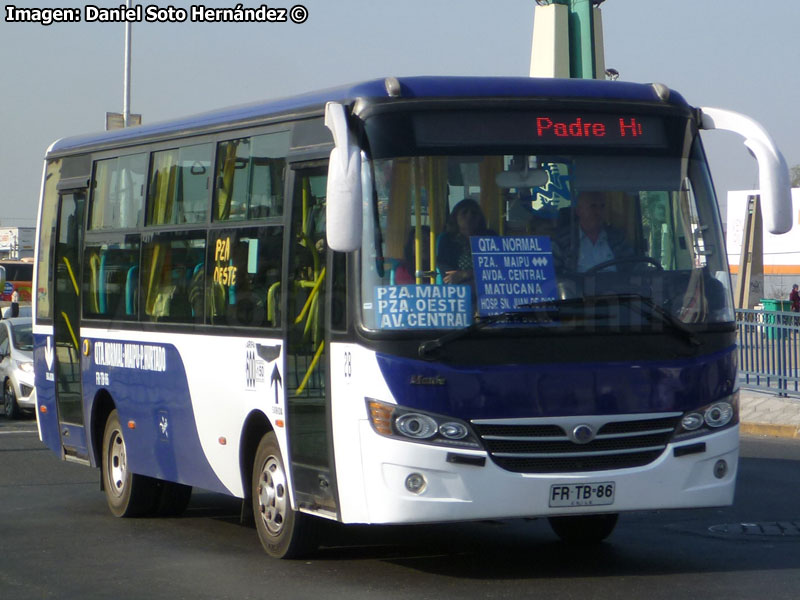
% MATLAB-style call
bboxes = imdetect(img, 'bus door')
[52,187,88,460]
[285,166,338,518]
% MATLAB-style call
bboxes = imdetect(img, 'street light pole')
[123,0,132,127]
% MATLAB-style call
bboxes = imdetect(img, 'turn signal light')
[368,401,394,436]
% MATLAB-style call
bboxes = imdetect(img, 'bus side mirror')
[324,102,362,252]
[700,107,792,234]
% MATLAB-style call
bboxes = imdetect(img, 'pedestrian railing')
[736,308,800,397]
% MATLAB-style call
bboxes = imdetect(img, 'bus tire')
[154,481,193,517]
[548,513,619,544]
[101,410,158,517]
[252,431,317,559]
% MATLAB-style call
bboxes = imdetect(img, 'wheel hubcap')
[257,455,287,535]
[107,430,127,497]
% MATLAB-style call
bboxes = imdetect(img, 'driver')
[554,191,633,272]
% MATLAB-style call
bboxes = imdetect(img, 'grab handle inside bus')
[324,102,362,252]
[699,107,792,234]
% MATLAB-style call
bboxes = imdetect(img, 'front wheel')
[101,410,158,517]
[548,513,619,544]
[252,431,317,558]
[4,380,19,420]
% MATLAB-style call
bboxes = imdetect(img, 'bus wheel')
[4,380,19,420]
[252,432,316,559]
[101,410,158,517]
[548,513,619,544]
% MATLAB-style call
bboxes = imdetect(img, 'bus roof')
[46,76,690,156]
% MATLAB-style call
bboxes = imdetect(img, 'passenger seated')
[437,199,495,284]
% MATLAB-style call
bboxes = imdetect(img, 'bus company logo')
[571,424,596,445]
[158,411,169,442]
[409,375,446,386]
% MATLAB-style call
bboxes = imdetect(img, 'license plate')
[549,482,615,508]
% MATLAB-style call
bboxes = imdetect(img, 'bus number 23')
[343,351,352,378]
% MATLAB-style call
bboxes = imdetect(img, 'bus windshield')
[360,111,732,334]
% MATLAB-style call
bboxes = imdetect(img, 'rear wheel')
[4,380,19,420]
[548,513,619,544]
[252,431,317,558]
[101,410,158,517]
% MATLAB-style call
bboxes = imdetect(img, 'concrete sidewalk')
[740,388,800,439]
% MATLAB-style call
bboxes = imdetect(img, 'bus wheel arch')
[91,390,116,469]
[239,410,274,505]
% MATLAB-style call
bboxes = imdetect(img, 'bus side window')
[82,238,140,321]
[141,232,206,324]
[206,226,283,328]
[147,143,212,226]
[213,131,289,222]
[89,154,146,230]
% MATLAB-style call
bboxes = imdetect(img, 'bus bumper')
[344,423,738,524]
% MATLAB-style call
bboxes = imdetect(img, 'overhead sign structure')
[530,0,606,79]
[105,112,141,130]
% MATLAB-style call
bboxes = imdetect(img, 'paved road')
[2,418,800,600]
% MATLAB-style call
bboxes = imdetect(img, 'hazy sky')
[2,0,798,228]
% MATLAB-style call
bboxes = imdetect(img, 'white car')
[0,317,35,419]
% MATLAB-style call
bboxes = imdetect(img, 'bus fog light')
[439,422,469,439]
[681,413,704,431]
[704,402,733,428]
[714,459,728,479]
[405,473,427,494]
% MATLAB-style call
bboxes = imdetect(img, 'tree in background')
[792,164,800,187]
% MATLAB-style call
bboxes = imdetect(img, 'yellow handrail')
[295,340,324,396]
[89,253,100,313]
[294,267,326,326]
[62,256,79,297]
[266,281,281,325]
[60,311,79,351]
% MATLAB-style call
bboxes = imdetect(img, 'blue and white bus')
[33,76,791,557]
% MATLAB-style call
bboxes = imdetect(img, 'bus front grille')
[471,413,682,474]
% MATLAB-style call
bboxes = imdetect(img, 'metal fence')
[736,308,800,397]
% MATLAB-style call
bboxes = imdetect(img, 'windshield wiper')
[417,293,700,358]
[418,309,551,358]
[541,293,701,347]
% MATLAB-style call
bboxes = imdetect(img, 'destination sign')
[470,236,557,316]
[375,285,472,330]
[413,111,668,149]
[533,114,659,144]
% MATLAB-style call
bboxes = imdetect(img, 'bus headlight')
[680,412,704,431]
[704,402,734,428]
[674,391,739,440]
[396,413,438,439]
[439,422,469,440]
[366,399,482,449]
